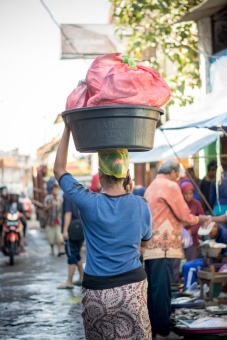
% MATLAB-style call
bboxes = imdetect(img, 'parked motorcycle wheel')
[9,242,15,265]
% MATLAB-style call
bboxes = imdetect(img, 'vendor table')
[198,270,227,301]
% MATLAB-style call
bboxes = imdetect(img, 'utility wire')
[39,0,90,64]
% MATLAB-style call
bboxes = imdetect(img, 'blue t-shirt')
[59,173,152,276]
[62,194,80,232]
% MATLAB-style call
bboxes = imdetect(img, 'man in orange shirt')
[144,159,209,339]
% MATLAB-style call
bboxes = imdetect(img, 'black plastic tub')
[62,104,164,153]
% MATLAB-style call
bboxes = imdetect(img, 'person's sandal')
[57,252,65,257]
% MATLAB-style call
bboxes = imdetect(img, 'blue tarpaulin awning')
[129,127,218,163]
[160,89,227,132]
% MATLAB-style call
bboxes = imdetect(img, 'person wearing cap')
[53,118,153,339]
[198,222,227,250]
[182,221,227,290]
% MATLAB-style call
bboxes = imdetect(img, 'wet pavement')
[0,213,181,340]
[0,214,85,340]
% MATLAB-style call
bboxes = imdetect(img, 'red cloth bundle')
[65,82,89,110]
[86,53,171,108]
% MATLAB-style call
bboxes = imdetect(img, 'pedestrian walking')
[144,159,209,339]
[54,119,153,340]
[44,184,64,256]
[57,194,84,289]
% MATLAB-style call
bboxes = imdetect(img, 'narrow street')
[0,212,85,340]
[0,212,180,340]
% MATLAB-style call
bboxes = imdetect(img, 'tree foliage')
[111,0,204,107]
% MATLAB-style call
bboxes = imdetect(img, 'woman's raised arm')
[54,120,70,182]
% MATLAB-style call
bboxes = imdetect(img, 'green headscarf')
[98,149,129,179]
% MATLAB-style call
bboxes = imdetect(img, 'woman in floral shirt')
[144,159,209,339]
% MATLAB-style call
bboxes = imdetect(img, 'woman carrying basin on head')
[54,118,153,340]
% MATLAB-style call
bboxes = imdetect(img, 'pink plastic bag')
[86,53,171,108]
[86,53,121,97]
[65,83,89,110]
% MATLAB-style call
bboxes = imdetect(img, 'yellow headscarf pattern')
[98,149,129,179]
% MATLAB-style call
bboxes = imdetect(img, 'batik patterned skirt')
[81,279,152,340]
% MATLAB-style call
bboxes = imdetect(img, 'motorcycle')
[1,208,24,265]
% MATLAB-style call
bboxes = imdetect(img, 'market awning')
[160,89,227,132]
[129,127,217,163]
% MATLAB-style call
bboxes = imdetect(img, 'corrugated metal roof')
[179,0,227,22]
[37,136,61,157]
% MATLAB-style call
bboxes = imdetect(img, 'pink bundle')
[65,53,171,110]
[65,81,89,110]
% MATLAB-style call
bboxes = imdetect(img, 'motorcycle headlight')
[7,212,19,221]
[7,213,13,220]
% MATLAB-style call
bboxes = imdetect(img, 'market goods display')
[172,307,227,322]
[172,306,227,335]
[177,317,227,328]
[199,239,227,257]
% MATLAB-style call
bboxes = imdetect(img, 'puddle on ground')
[0,221,86,339]
[62,297,82,305]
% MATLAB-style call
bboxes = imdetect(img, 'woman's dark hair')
[207,160,217,172]
[101,173,124,186]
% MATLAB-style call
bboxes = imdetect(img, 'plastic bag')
[65,81,89,110]
[86,53,121,98]
[182,227,193,249]
[219,263,227,273]
[98,149,129,178]
[86,53,171,108]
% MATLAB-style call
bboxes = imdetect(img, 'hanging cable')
[39,0,90,65]
[216,130,223,212]
[217,125,227,138]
